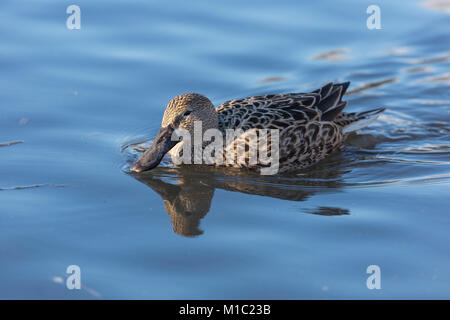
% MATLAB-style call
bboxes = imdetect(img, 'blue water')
[1,0,449,299]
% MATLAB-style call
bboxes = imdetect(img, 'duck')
[130,82,385,174]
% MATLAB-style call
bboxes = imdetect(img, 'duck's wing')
[216,82,350,131]
[277,121,344,171]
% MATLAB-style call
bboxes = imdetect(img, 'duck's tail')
[335,107,386,133]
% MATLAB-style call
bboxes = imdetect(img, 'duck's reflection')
[135,171,214,236]
[132,158,350,237]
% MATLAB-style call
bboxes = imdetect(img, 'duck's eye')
[183,110,192,117]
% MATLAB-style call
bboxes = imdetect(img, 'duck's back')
[216,82,350,132]
[215,82,385,172]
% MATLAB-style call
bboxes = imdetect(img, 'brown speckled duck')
[130,82,385,174]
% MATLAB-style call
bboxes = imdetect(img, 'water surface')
[1,0,449,299]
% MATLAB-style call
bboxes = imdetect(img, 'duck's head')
[130,93,217,173]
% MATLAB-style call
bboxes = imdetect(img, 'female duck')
[130,82,384,174]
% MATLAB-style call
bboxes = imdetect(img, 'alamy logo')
[170,122,280,175]
[66,5,81,30]
[66,265,81,290]
[366,5,381,30]
[366,265,381,289]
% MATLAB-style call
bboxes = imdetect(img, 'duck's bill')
[130,126,178,173]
